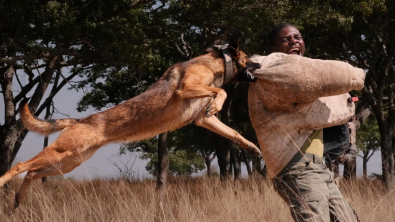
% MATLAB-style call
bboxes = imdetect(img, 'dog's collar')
[212,45,234,84]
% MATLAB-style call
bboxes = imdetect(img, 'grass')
[1,176,394,222]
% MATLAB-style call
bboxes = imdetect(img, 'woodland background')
[0,0,394,205]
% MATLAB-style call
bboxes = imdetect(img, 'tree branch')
[367,149,376,162]
[0,47,79,63]
[34,65,85,116]
[28,56,59,115]
[209,154,216,162]
[362,17,387,57]
[340,34,371,69]
[14,69,24,92]
[106,0,156,19]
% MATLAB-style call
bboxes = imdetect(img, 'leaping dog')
[0,39,261,208]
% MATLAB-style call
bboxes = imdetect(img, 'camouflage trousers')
[273,153,359,222]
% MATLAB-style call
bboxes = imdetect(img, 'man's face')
[272,26,305,56]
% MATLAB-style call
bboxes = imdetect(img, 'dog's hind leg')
[0,147,59,188]
[0,161,34,188]
[14,171,37,208]
[10,151,88,208]
[14,167,59,208]
[0,143,86,189]
[194,110,262,157]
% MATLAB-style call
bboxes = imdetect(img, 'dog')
[0,39,262,208]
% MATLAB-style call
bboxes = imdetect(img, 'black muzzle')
[238,62,261,82]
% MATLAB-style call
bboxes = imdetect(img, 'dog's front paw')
[206,103,221,117]
[248,144,262,157]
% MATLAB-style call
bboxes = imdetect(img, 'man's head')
[269,23,305,56]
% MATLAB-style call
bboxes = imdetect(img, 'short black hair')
[269,23,296,47]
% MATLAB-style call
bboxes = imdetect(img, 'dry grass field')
[0,176,394,222]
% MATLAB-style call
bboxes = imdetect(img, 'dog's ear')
[228,38,240,59]
[206,47,215,53]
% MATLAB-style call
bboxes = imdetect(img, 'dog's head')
[207,39,261,83]
[226,39,261,83]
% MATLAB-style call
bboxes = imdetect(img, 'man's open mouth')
[289,48,300,55]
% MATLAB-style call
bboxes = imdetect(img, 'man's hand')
[336,155,348,163]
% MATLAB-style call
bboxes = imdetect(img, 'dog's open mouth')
[238,69,257,82]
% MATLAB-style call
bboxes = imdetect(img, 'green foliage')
[124,132,206,176]
[81,0,395,177]
[143,148,205,176]
[4,0,393,178]
[357,114,380,153]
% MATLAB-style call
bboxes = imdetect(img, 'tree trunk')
[41,137,49,184]
[215,83,238,182]
[156,132,169,194]
[215,135,231,181]
[252,156,266,179]
[42,103,52,183]
[155,133,169,222]
[241,150,252,176]
[230,147,241,180]
[343,159,356,180]
[380,132,395,188]
[0,57,58,179]
[205,157,212,177]
[0,121,29,179]
[363,155,368,178]
[0,66,18,177]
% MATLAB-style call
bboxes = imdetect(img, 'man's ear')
[228,38,240,59]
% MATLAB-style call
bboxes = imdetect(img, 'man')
[248,23,361,222]
[324,121,358,184]
[344,120,359,179]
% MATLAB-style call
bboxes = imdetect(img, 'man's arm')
[337,144,358,163]
[250,53,365,112]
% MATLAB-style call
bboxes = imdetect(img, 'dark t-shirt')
[323,124,350,160]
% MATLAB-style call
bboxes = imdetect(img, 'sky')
[3,77,383,180]
[11,86,152,180]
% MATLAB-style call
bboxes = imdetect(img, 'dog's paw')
[248,145,262,157]
[206,107,216,117]
[206,103,221,117]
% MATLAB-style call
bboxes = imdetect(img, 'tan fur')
[0,44,261,208]
[19,105,79,136]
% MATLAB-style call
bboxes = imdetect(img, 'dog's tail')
[19,98,79,136]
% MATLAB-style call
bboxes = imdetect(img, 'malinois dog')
[0,39,261,207]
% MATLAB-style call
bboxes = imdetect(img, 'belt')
[289,152,323,165]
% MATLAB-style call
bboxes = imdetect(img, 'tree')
[0,0,162,177]
[172,125,217,177]
[357,112,381,178]
[8,0,391,186]
[124,133,205,177]
[77,0,278,181]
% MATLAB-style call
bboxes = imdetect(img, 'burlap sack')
[248,53,366,177]
[250,53,365,111]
